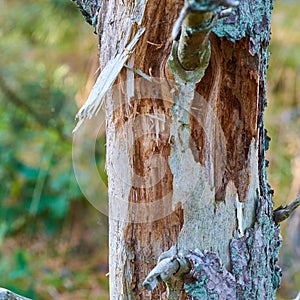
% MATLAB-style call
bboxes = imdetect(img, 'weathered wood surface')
[74,0,281,299]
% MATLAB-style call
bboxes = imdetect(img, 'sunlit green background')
[0,0,299,299]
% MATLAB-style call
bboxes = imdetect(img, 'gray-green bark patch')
[213,0,273,54]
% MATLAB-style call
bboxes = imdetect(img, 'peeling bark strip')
[73,0,281,299]
[273,195,300,223]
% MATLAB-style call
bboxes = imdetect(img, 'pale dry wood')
[73,27,145,132]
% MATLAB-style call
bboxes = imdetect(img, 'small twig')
[146,41,163,49]
[273,196,300,223]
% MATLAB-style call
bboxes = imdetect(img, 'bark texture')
[74,0,281,299]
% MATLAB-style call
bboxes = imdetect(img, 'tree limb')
[0,72,70,142]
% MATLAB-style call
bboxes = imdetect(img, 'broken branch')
[171,0,239,71]
[273,196,300,223]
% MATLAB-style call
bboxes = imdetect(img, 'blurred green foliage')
[0,0,87,237]
[0,0,108,298]
[267,0,300,204]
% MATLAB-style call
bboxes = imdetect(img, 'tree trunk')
[73,0,282,299]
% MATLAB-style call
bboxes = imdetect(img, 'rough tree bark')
[73,0,282,299]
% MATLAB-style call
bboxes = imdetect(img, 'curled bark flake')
[73,27,145,132]
[71,0,101,28]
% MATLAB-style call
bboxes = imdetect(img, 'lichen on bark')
[213,0,273,54]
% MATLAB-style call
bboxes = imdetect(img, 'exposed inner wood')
[190,35,259,202]
[108,1,185,299]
